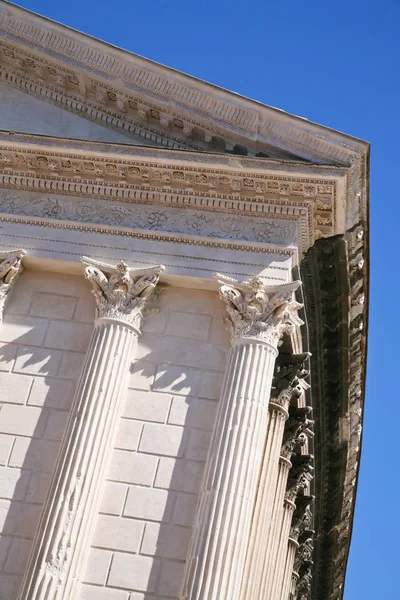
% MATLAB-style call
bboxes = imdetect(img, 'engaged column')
[180,274,303,600]
[18,258,164,600]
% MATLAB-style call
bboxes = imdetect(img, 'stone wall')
[0,270,228,600]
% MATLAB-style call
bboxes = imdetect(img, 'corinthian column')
[18,258,165,600]
[258,403,313,598]
[268,457,314,600]
[290,498,315,600]
[241,355,310,600]
[180,274,303,600]
[0,249,26,320]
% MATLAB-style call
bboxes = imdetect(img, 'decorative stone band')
[180,278,304,600]
[17,257,165,600]
[0,248,26,321]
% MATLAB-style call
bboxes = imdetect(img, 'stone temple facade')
[0,2,369,600]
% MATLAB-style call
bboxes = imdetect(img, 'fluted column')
[259,404,313,598]
[241,355,310,600]
[281,497,314,600]
[18,258,164,600]
[269,456,314,600]
[180,274,303,600]
[289,501,315,600]
[259,457,293,598]
[0,249,26,320]
[272,498,297,598]
[280,537,299,600]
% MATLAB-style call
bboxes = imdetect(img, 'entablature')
[0,132,351,264]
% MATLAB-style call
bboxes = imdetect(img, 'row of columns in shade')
[0,250,314,600]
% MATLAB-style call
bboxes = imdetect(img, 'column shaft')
[280,539,299,600]
[240,406,288,600]
[269,499,296,600]
[181,339,277,600]
[259,456,292,598]
[18,319,138,600]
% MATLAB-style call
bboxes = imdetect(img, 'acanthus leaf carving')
[82,257,165,329]
[271,352,311,410]
[214,273,303,347]
[0,249,26,321]
[286,455,314,502]
[282,405,314,459]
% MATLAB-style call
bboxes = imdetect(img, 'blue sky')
[9,0,396,597]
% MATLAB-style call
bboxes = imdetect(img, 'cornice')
[300,227,367,600]
[0,2,369,167]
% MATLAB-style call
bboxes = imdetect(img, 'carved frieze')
[215,273,303,347]
[82,257,165,329]
[0,248,26,320]
[0,190,297,246]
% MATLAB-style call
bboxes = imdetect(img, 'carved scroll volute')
[0,249,26,321]
[82,257,165,330]
[214,273,304,348]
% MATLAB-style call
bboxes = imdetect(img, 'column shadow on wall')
[0,314,224,599]
[124,343,222,599]
[0,323,78,600]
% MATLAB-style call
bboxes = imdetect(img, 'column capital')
[0,249,26,321]
[214,273,303,347]
[295,565,313,599]
[286,455,314,502]
[82,257,165,329]
[290,504,314,544]
[294,536,314,573]
[270,352,311,413]
[281,405,314,459]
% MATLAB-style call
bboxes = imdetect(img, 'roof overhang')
[0,1,368,165]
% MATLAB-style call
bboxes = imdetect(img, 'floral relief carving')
[82,257,165,329]
[0,191,297,246]
[215,273,303,347]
